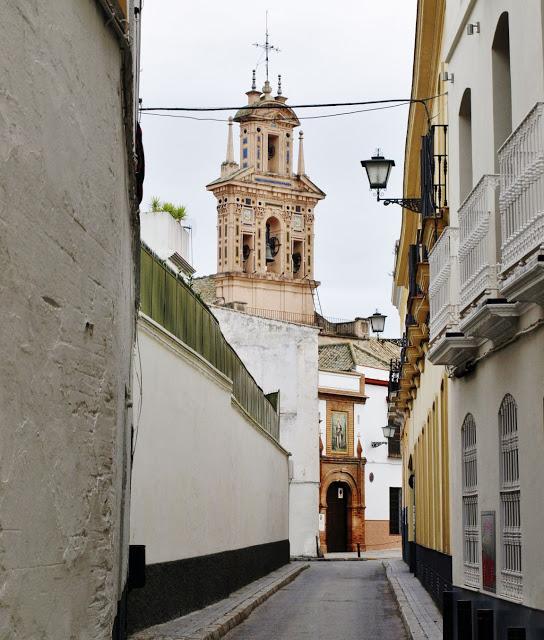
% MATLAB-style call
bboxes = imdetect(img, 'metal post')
[442,591,454,640]
[457,600,473,640]
[357,543,361,558]
[476,609,494,640]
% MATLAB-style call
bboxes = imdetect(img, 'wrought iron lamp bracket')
[376,190,423,213]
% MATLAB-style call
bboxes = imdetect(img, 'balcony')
[499,102,544,305]
[428,227,477,366]
[429,227,460,342]
[458,175,519,343]
[459,175,500,311]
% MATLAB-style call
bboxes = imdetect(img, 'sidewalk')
[130,562,308,640]
[384,559,442,640]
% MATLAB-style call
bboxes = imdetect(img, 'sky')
[139,0,417,337]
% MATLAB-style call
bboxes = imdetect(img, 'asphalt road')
[224,560,408,640]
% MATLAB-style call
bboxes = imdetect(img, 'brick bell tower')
[206,72,325,319]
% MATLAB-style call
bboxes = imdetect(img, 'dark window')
[388,437,401,458]
[389,487,402,535]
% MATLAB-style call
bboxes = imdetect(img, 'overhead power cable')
[140,100,414,123]
[140,96,437,113]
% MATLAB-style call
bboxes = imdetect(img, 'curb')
[384,560,417,639]
[383,560,441,640]
[135,563,308,640]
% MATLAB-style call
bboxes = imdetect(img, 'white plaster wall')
[449,327,544,610]
[140,211,192,269]
[0,2,136,637]
[357,376,402,521]
[444,0,544,223]
[213,308,320,557]
[130,319,289,562]
[319,371,360,392]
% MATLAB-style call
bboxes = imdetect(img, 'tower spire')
[297,130,305,176]
[226,116,234,163]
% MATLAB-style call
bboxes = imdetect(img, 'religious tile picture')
[331,411,348,452]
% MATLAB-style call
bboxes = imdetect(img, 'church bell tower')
[206,73,325,319]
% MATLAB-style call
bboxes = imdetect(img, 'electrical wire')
[140,96,431,112]
[140,99,415,123]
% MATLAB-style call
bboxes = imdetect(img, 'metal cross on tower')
[253,11,280,83]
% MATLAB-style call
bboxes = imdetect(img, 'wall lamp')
[371,424,397,448]
[369,309,387,341]
[360,150,423,213]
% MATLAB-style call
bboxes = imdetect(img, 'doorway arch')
[326,481,351,552]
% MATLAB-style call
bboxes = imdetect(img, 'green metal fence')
[140,245,280,441]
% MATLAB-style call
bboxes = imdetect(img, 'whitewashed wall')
[213,308,320,557]
[449,323,544,610]
[444,0,544,224]
[0,3,136,639]
[357,367,402,522]
[130,317,289,562]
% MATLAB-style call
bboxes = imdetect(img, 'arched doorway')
[326,481,351,552]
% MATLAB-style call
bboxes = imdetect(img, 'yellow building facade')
[389,0,452,608]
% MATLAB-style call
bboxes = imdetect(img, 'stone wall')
[0,2,136,637]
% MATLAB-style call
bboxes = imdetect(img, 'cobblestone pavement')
[384,559,442,639]
[224,560,408,640]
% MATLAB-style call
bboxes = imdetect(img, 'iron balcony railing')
[388,358,401,397]
[140,244,280,441]
[421,124,448,220]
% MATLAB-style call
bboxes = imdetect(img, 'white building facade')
[213,306,321,558]
[426,1,544,634]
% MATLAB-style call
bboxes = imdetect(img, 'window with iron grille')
[389,487,401,535]
[462,413,479,588]
[499,394,522,600]
[388,437,401,458]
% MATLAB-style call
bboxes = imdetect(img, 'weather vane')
[253,11,280,83]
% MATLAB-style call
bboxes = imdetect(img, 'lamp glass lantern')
[382,424,396,439]
[369,309,387,335]
[360,152,395,191]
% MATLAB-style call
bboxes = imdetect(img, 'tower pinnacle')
[297,130,306,176]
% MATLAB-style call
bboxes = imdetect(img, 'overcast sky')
[139,0,417,337]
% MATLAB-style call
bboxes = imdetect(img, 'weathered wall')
[213,308,320,557]
[0,2,135,638]
[129,317,289,631]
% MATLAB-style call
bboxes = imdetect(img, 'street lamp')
[369,309,386,340]
[382,424,396,439]
[360,150,423,213]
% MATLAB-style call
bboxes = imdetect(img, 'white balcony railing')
[458,175,500,312]
[429,227,460,342]
[499,102,544,275]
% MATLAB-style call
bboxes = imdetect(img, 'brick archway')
[319,464,365,554]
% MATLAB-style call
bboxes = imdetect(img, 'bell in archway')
[266,241,275,263]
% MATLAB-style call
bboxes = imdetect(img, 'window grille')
[462,413,479,587]
[499,394,522,600]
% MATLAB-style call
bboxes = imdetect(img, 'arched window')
[461,413,479,587]
[459,89,473,201]
[492,12,512,165]
[499,394,522,599]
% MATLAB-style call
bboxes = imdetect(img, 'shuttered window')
[462,413,479,588]
[499,394,522,600]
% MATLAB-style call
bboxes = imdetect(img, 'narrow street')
[224,561,407,640]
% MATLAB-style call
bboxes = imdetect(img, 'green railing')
[140,245,280,441]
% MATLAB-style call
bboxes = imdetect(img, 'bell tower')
[206,74,325,320]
